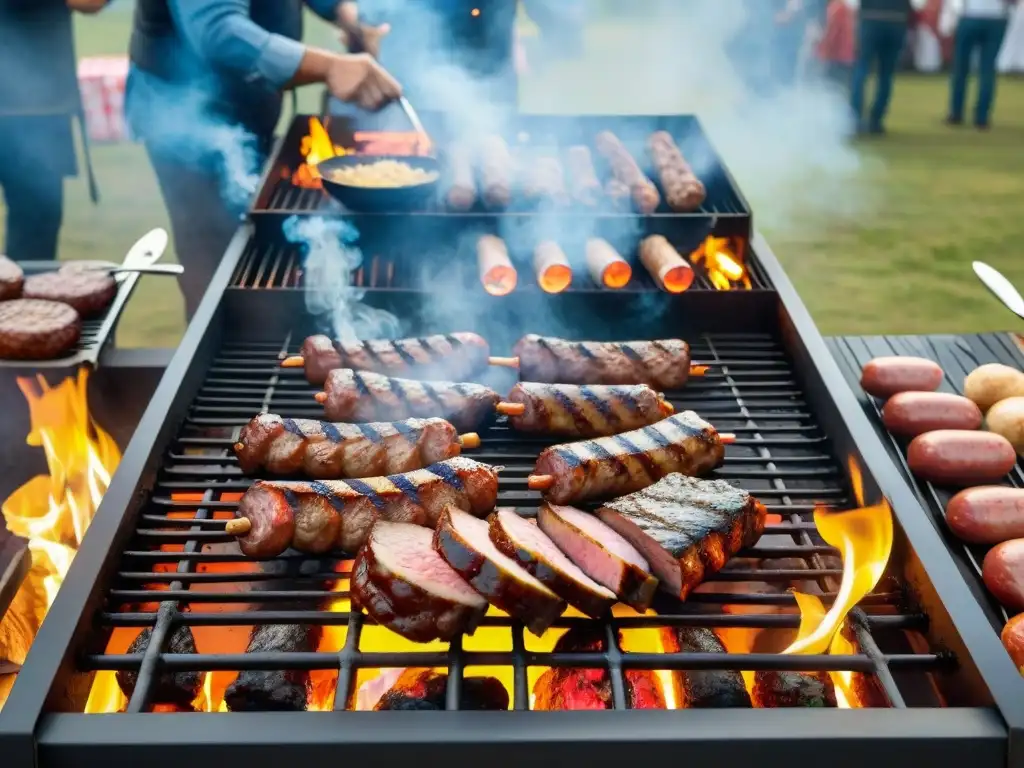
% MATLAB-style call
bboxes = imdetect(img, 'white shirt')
[954,0,1011,18]
[842,0,930,10]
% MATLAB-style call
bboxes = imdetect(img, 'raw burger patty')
[23,263,116,318]
[0,256,24,301]
[0,299,81,360]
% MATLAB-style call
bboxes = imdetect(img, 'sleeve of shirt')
[303,0,343,23]
[168,0,306,89]
[842,0,859,10]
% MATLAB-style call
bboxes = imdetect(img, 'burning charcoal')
[223,623,322,712]
[751,670,837,708]
[372,669,508,711]
[378,693,441,710]
[116,626,202,707]
[660,627,752,708]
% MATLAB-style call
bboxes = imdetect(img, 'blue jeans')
[949,16,1008,125]
[850,19,906,130]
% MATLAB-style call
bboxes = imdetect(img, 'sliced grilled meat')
[22,263,116,318]
[352,521,488,643]
[299,332,490,385]
[116,626,202,707]
[488,508,615,618]
[230,457,499,557]
[531,412,725,505]
[514,335,691,389]
[0,256,23,300]
[0,299,80,360]
[752,670,837,708]
[320,368,500,433]
[372,668,508,711]
[507,382,673,439]
[597,474,767,600]
[234,414,465,478]
[223,623,323,712]
[660,627,752,708]
[537,503,658,611]
[434,507,566,636]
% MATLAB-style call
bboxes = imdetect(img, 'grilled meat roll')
[530,412,725,505]
[445,146,478,211]
[480,135,514,209]
[597,474,767,600]
[647,131,706,212]
[660,627,752,708]
[230,457,499,558]
[514,334,691,389]
[116,626,202,707]
[224,622,323,712]
[594,131,660,214]
[752,671,837,708]
[507,382,673,439]
[565,145,602,207]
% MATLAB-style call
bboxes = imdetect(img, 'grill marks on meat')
[223,623,322,712]
[22,263,116,318]
[0,256,23,300]
[116,626,202,707]
[488,508,615,618]
[371,668,508,711]
[353,522,487,643]
[660,627,752,708]
[0,299,81,360]
[537,504,658,611]
[234,414,462,478]
[507,382,672,439]
[752,671,837,708]
[234,457,499,557]
[299,332,489,385]
[322,368,500,433]
[514,334,691,389]
[597,474,767,600]
[533,411,725,505]
[434,507,566,636]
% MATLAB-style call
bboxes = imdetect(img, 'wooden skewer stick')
[281,356,305,368]
[528,474,554,491]
[315,392,327,404]
[721,432,736,444]
[459,432,481,449]
[280,355,521,370]
[225,518,252,536]
[690,365,709,376]
[496,402,526,416]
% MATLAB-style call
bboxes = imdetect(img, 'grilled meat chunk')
[321,368,500,432]
[0,299,80,360]
[372,669,508,711]
[434,507,567,636]
[116,626,202,707]
[0,256,23,300]
[353,522,488,643]
[22,263,116,318]
[532,412,725,505]
[234,414,463,478]
[752,670,837,708]
[507,382,673,439]
[660,627,752,708]
[223,623,323,712]
[514,335,691,389]
[489,508,616,618]
[597,474,767,600]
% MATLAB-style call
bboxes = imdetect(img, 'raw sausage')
[907,430,1016,486]
[860,356,943,400]
[881,392,983,437]
[983,538,1024,612]
[1002,614,1024,671]
[946,487,1024,545]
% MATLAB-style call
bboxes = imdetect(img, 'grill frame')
[2,231,1022,768]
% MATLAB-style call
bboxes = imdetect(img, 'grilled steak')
[224,622,322,712]
[116,626,202,707]
[434,507,567,636]
[597,474,767,600]
[0,256,23,300]
[0,299,80,360]
[752,670,837,708]
[488,508,616,618]
[537,503,658,611]
[371,668,508,711]
[506,382,673,438]
[22,262,116,318]
[352,521,487,643]
[660,627,752,708]
[514,335,690,388]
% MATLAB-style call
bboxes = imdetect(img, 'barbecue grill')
[3,113,1023,768]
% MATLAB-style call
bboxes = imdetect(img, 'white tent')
[998,3,1024,73]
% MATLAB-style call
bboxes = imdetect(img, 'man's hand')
[340,22,391,57]
[326,53,401,111]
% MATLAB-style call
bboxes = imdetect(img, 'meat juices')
[881,391,983,438]
[945,487,1024,545]
[321,368,500,433]
[514,334,692,389]
[116,626,202,707]
[233,457,499,557]
[445,145,477,211]
[647,131,707,212]
[22,263,117,318]
[533,411,725,505]
[907,430,1017,486]
[0,256,23,300]
[594,131,660,214]
[507,382,672,439]
[352,522,488,643]
[479,135,514,209]
[565,145,602,207]
[223,623,322,712]
[660,627,752,708]
[299,331,490,386]
[434,507,567,636]
[860,356,943,399]
[0,299,81,360]
[537,503,658,611]
[234,414,462,478]
[597,474,768,600]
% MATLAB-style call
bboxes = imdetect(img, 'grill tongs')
[79,228,182,279]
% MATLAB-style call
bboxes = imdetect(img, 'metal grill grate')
[80,332,948,714]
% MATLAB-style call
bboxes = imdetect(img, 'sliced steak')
[537,503,658,611]
[660,627,751,708]
[0,256,24,300]
[371,668,508,711]
[352,521,487,643]
[752,670,836,708]
[0,299,81,360]
[22,263,116,318]
[116,626,202,707]
[488,508,615,618]
[434,507,566,635]
[596,474,767,600]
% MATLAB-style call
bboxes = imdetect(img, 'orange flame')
[691,235,751,291]
[291,117,347,188]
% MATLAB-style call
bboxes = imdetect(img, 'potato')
[964,364,1024,412]
[987,396,1024,456]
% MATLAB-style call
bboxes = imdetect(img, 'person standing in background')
[818,0,857,86]
[847,0,929,135]
[946,0,1015,129]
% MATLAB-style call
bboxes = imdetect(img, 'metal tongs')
[81,228,182,278]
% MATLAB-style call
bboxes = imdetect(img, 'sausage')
[860,356,944,399]
[445,145,477,211]
[907,430,1017,486]
[946,487,1024,544]
[881,392,983,437]
[565,145,601,207]
[506,382,673,438]
[479,135,513,209]
[594,131,660,213]
[1001,614,1024,671]
[522,155,569,207]
[647,131,706,212]
[983,538,1024,612]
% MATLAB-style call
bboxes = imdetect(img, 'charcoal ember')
[373,668,508,711]
[378,693,441,710]
[116,626,202,707]
[752,670,837,708]
[660,627,751,708]
[223,623,322,712]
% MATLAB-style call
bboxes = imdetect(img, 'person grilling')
[127,0,403,320]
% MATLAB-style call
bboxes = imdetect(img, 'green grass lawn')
[3,8,1024,347]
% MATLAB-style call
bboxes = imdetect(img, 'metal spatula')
[973,261,1024,320]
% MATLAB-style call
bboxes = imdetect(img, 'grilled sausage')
[445,145,477,211]
[507,382,673,439]
[234,414,464,478]
[594,131,660,213]
[532,412,724,505]
[565,145,601,207]
[647,131,706,212]
[945,487,1024,545]
[523,155,569,207]
[231,457,500,557]
[223,622,322,712]
[860,356,943,399]
[907,430,1017,486]
[0,299,81,360]
[660,627,752,708]
[983,539,1024,612]
[320,368,500,433]
[299,332,490,386]
[1002,614,1024,671]
[0,256,23,301]
[881,392,983,437]
[479,135,513,209]
[514,334,692,389]
[116,626,202,707]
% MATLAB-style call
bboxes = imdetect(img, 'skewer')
[226,518,252,536]
[311,391,525,418]
[281,354,521,370]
